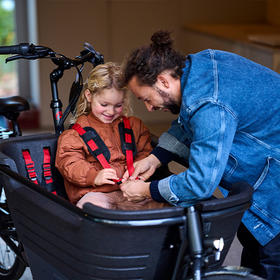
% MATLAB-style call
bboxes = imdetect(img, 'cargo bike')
[0,43,262,279]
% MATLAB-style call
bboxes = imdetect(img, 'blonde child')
[55,62,166,210]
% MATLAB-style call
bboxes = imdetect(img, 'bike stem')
[50,57,81,135]
[50,67,64,135]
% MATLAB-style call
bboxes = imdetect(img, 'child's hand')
[94,168,119,186]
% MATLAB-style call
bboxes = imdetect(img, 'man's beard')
[154,86,180,114]
[164,101,180,114]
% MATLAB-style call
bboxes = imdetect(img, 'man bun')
[151,30,173,50]
[122,30,185,86]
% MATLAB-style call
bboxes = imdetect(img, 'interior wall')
[177,0,267,54]
[36,0,267,129]
[37,0,181,128]
[37,0,109,128]
[267,0,280,25]
[178,0,266,25]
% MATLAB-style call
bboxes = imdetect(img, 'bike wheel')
[0,189,26,279]
[0,238,26,280]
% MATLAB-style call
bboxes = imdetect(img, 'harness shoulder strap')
[72,123,111,169]
[42,147,53,184]
[22,148,54,189]
[118,117,137,157]
[72,118,137,180]
[118,117,137,176]
[22,149,38,184]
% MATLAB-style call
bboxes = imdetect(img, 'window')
[0,0,39,130]
[0,0,18,97]
[0,0,38,105]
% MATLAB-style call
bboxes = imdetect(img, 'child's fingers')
[104,168,117,174]
[103,179,117,185]
[103,168,118,178]
[96,168,124,185]
[122,170,129,180]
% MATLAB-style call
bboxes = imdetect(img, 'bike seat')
[0,96,29,114]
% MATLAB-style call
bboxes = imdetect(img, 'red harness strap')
[22,149,56,195]
[122,117,135,177]
[42,147,53,184]
[22,149,38,184]
[72,117,137,184]
[72,123,122,184]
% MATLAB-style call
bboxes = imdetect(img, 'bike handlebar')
[0,42,104,67]
[0,42,104,135]
[0,43,54,62]
[72,42,104,66]
[0,43,37,55]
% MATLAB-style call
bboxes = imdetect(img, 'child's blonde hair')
[73,62,130,122]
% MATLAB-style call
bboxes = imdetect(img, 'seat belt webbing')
[22,149,38,184]
[22,149,57,195]
[72,123,122,184]
[122,117,135,177]
[43,147,53,184]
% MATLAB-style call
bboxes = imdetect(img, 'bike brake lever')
[5,55,24,62]
[5,54,43,62]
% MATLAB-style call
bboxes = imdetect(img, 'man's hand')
[94,168,118,186]
[122,154,161,181]
[120,180,151,202]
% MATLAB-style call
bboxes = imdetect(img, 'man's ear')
[157,73,170,89]
[84,89,92,102]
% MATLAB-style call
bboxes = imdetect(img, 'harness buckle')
[42,163,53,182]
[25,163,37,181]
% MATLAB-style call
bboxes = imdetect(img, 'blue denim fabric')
[153,49,280,246]
[237,223,280,280]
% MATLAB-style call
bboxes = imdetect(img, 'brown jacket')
[55,113,152,204]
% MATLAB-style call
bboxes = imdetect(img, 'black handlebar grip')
[0,43,30,55]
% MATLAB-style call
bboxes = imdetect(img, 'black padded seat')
[0,96,29,113]
[0,133,67,198]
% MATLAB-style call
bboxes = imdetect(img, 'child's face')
[85,88,124,123]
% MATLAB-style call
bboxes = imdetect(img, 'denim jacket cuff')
[151,146,174,165]
[158,176,180,205]
[150,180,166,202]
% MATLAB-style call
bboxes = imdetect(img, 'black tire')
[203,274,263,279]
[0,189,26,279]
[201,267,265,280]
[0,238,26,280]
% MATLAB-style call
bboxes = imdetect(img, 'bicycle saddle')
[0,96,29,114]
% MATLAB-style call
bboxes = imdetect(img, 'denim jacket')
[151,49,280,245]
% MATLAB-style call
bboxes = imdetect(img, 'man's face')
[128,76,181,114]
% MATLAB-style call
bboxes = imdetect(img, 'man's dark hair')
[122,30,186,86]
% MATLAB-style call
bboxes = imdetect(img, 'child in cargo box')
[55,62,167,210]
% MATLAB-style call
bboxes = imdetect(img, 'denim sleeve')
[156,103,238,206]
[156,119,190,160]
